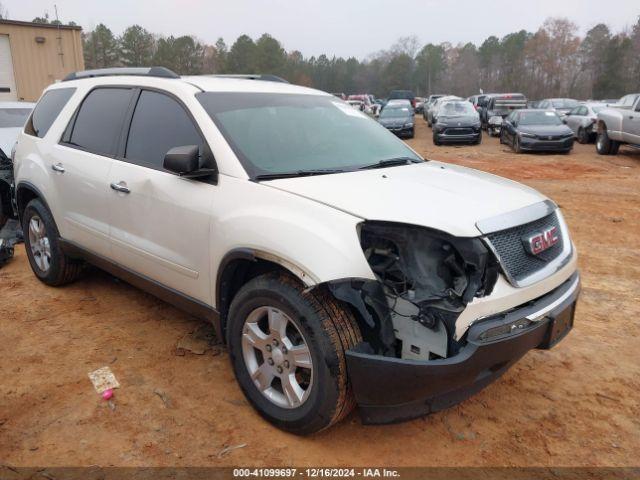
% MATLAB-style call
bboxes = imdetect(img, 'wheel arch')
[215,248,318,340]
[16,181,51,225]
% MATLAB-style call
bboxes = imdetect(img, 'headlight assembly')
[519,132,536,138]
[358,222,499,327]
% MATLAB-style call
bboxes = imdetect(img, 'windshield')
[196,92,421,177]
[551,99,578,109]
[380,107,411,118]
[0,108,32,128]
[439,101,476,116]
[591,106,605,114]
[519,111,562,126]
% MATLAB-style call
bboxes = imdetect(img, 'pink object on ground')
[102,389,114,400]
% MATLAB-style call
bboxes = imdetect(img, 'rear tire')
[0,196,7,230]
[577,127,589,144]
[23,198,82,286]
[596,129,618,155]
[227,272,362,435]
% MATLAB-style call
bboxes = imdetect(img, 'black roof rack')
[63,67,180,82]
[209,74,289,84]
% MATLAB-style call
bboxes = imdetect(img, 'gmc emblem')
[523,226,559,256]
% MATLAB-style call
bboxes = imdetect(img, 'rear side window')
[67,88,134,156]
[125,90,203,170]
[25,88,76,138]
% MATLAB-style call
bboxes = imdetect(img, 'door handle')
[110,181,130,194]
[51,163,65,173]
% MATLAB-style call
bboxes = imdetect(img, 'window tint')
[25,88,75,138]
[69,88,133,156]
[125,90,203,169]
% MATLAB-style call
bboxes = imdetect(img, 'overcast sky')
[5,0,639,58]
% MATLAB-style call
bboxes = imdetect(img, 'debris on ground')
[216,443,247,458]
[153,388,173,408]
[88,366,120,394]
[0,219,22,269]
[175,323,218,356]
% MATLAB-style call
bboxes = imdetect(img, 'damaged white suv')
[13,68,579,434]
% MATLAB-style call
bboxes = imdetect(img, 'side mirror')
[562,118,567,124]
[163,145,216,179]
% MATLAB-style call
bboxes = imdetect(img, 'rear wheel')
[577,127,589,144]
[0,196,7,230]
[227,272,362,435]
[596,129,618,155]
[23,198,82,286]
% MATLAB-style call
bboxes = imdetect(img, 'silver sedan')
[562,103,607,144]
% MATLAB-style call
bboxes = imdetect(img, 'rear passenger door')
[107,89,215,305]
[55,87,135,258]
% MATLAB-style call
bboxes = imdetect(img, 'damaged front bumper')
[345,271,580,424]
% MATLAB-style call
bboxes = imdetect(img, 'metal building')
[0,19,84,102]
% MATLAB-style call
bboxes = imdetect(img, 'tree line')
[32,12,640,100]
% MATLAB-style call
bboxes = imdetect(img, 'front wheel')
[227,272,362,435]
[513,135,522,154]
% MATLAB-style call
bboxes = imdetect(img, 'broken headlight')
[358,221,499,327]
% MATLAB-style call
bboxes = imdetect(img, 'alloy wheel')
[241,306,313,409]
[28,215,51,272]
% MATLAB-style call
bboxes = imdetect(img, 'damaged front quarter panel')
[327,221,499,361]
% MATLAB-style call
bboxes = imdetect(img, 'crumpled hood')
[264,161,546,237]
[0,128,21,158]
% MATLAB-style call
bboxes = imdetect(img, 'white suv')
[13,68,580,434]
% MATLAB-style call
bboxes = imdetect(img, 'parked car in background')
[562,103,607,144]
[537,98,580,117]
[501,109,574,154]
[596,93,640,155]
[430,95,462,127]
[377,103,415,138]
[348,94,376,115]
[467,94,488,113]
[612,93,640,109]
[414,97,425,114]
[528,100,542,109]
[385,99,412,110]
[389,89,416,109]
[432,100,481,145]
[481,93,527,130]
[423,94,446,123]
[0,101,35,228]
[347,100,366,112]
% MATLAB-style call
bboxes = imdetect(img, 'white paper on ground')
[88,366,120,394]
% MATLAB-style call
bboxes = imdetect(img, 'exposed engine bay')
[329,221,499,361]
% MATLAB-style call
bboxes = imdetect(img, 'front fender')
[209,175,375,304]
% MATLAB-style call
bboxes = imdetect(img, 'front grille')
[444,127,474,135]
[486,212,564,282]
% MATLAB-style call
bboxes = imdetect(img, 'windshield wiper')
[254,168,345,181]
[358,157,421,170]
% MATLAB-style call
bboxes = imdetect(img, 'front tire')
[513,135,522,154]
[227,272,362,435]
[23,198,82,286]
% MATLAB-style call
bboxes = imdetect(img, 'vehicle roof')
[0,101,36,109]
[51,74,329,97]
[542,97,577,101]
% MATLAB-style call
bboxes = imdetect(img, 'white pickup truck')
[596,93,640,155]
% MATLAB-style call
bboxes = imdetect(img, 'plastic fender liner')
[326,279,396,356]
